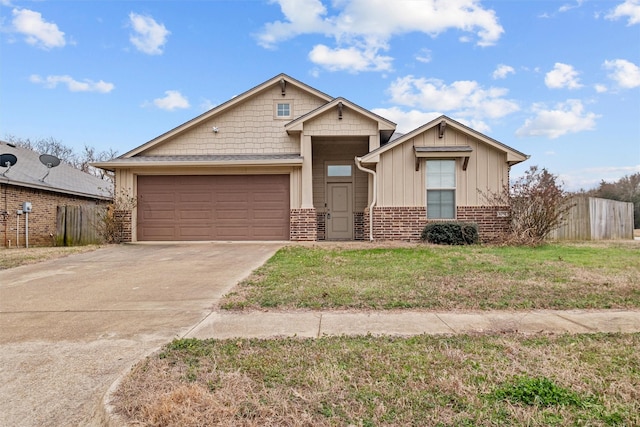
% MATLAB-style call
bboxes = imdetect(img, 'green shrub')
[489,376,588,407]
[421,222,479,245]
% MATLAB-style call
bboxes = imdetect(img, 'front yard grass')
[113,333,640,426]
[221,242,640,310]
[0,245,101,270]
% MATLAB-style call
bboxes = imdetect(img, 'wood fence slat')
[550,197,633,241]
[55,206,66,246]
[55,205,105,246]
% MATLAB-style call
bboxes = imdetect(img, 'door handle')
[327,212,331,220]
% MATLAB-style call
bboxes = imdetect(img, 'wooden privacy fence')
[549,197,634,240]
[56,205,104,246]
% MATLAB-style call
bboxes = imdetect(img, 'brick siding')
[362,206,511,242]
[456,206,510,243]
[316,212,326,240]
[0,184,108,247]
[114,210,132,243]
[290,208,317,241]
[363,207,427,242]
[108,205,510,244]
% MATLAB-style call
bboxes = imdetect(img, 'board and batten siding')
[144,84,327,156]
[376,126,510,207]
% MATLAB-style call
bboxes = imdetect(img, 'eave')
[92,155,303,171]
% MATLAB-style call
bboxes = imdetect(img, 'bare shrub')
[95,189,136,243]
[483,166,574,246]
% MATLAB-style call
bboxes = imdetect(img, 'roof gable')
[361,115,528,165]
[285,97,396,134]
[123,73,334,158]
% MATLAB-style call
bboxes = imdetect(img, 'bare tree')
[4,135,116,181]
[483,166,574,245]
[79,145,118,181]
[583,173,640,228]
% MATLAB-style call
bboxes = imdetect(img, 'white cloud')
[559,0,584,13]
[258,0,504,72]
[199,99,216,112]
[603,59,640,88]
[29,74,114,93]
[415,48,432,64]
[545,63,583,89]
[606,0,640,25]
[371,107,442,134]
[386,75,519,121]
[371,107,493,135]
[492,64,515,79]
[516,99,600,139]
[153,90,190,111]
[257,0,331,48]
[594,84,608,93]
[129,12,170,55]
[308,44,393,72]
[559,165,640,191]
[11,8,65,49]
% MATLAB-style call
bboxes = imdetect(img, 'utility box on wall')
[22,202,32,213]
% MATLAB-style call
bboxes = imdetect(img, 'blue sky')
[1,0,639,191]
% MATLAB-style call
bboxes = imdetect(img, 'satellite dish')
[39,153,61,182]
[0,153,17,176]
[1,153,17,167]
[39,154,61,168]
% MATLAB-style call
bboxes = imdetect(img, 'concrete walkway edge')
[186,309,640,339]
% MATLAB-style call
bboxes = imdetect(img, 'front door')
[327,182,353,240]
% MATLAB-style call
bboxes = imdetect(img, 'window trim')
[426,159,457,219]
[325,161,353,183]
[274,101,292,119]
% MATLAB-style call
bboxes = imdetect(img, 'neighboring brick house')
[1,141,112,247]
[94,73,528,243]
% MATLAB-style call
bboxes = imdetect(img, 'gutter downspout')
[355,156,376,242]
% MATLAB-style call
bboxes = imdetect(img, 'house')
[93,74,528,243]
[0,141,112,247]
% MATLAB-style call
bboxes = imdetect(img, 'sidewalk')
[185,309,640,339]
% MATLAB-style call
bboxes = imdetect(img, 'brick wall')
[456,206,510,243]
[362,206,511,242]
[114,210,132,243]
[0,184,108,247]
[290,208,317,241]
[316,212,326,240]
[364,207,427,242]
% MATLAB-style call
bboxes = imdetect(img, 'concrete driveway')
[0,242,283,427]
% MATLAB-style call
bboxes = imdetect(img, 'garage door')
[137,175,290,241]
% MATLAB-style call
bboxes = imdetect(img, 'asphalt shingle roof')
[0,141,112,200]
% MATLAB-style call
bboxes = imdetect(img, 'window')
[276,102,291,118]
[426,159,456,219]
[327,165,352,177]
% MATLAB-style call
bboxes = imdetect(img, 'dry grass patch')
[0,245,102,270]
[112,333,640,426]
[221,242,640,310]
